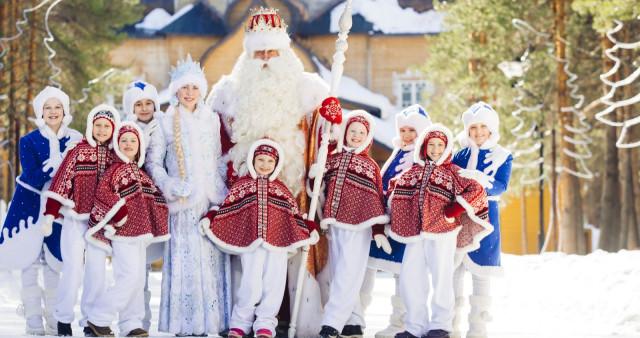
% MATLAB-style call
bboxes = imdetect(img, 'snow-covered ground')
[0,250,639,337]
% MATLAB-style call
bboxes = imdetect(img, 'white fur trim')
[413,124,454,166]
[204,226,319,255]
[367,256,401,274]
[336,110,376,155]
[112,121,146,167]
[320,215,390,231]
[43,245,63,273]
[33,86,71,125]
[460,101,500,147]
[104,225,154,243]
[455,195,494,254]
[43,191,76,210]
[169,73,208,102]
[461,254,505,278]
[86,104,121,148]
[396,104,431,136]
[246,138,285,181]
[243,31,291,53]
[122,81,160,119]
[84,198,127,254]
[298,72,329,114]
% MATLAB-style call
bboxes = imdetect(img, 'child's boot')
[466,295,491,338]
[450,297,465,338]
[43,287,58,335]
[18,285,45,335]
[375,295,406,338]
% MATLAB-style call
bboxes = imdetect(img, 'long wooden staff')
[289,2,352,337]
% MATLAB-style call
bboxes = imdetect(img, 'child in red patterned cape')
[314,110,392,338]
[388,123,492,338]
[198,138,319,338]
[41,104,120,336]
[83,121,169,337]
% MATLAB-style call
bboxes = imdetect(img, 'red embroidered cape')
[204,175,319,254]
[85,158,170,253]
[43,138,113,220]
[320,151,389,230]
[388,155,492,254]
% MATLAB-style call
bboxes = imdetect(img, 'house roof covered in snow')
[159,1,227,36]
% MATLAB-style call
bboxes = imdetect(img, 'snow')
[330,0,444,34]
[134,4,194,33]
[1,250,638,337]
[313,57,398,149]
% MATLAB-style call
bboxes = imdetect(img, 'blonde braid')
[173,106,186,181]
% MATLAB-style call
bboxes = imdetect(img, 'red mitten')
[44,198,62,219]
[201,209,218,223]
[371,224,385,238]
[113,205,128,224]
[444,203,466,219]
[305,219,320,233]
[319,97,342,124]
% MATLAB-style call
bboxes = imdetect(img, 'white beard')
[228,50,307,195]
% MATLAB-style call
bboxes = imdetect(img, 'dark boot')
[57,322,72,337]
[423,329,450,338]
[126,328,149,337]
[340,325,363,338]
[319,325,339,338]
[395,331,419,338]
[87,321,115,337]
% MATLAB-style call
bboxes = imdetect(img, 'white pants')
[55,217,106,326]
[453,264,491,297]
[230,246,287,335]
[88,241,146,335]
[400,238,456,336]
[322,227,371,331]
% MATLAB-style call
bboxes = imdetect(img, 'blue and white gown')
[0,125,81,272]
[145,104,231,335]
[451,144,513,277]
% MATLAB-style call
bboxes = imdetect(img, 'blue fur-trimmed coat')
[0,127,82,272]
[452,145,513,277]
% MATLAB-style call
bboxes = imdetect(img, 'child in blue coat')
[451,102,513,338]
[0,87,82,335]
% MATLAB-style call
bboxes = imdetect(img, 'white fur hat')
[113,121,146,167]
[86,104,121,148]
[461,101,500,147]
[393,104,431,148]
[122,81,160,120]
[243,7,291,53]
[32,86,72,128]
[169,54,208,105]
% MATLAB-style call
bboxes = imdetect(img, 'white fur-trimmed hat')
[414,123,454,166]
[247,138,284,181]
[243,7,291,53]
[86,104,121,148]
[393,104,431,148]
[169,54,208,105]
[336,110,376,155]
[33,86,72,128]
[460,101,500,147]
[113,121,145,167]
[122,81,160,120]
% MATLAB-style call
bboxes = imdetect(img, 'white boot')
[450,297,465,338]
[43,288,58,335]
[18,285,45,335]
[374,295,406,338]
[467,295,492,338]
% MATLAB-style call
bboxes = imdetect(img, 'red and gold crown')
[243,7,291,52]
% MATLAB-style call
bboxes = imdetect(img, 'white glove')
[320,222,329,231]
[115,216,128,227]
[374,234,392,255]
[42,155,63,177]
[198,218,210,236]
[171,180,192,197]
[458,169,494,189]
[41,215,55,236]
[308,163,324,179]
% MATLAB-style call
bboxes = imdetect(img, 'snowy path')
[1,251,639,337]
